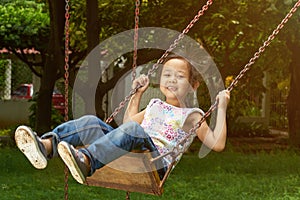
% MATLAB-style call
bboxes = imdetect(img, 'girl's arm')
[195,89,230,152]
[123,75,149,123]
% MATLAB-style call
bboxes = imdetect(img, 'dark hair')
[162,53,201,86]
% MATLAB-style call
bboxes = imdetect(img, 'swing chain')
[155,0,300,165]
[64,0,70,122]
[105,0,142,123]
[64,0,70,200]
[106,0,213,123]
[132,0,140,81]
[227,0,300,92]
[147,0,213,77]
[106,86,141,123]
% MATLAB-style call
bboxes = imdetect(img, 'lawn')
[1,141,300,200]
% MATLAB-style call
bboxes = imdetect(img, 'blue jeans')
[41,115,166,178]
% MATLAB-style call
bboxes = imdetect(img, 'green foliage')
[68,0,87,49]
[1,0,296,132]
[225,75,269,136]
[69,0,295,134]
[68,0,200,51]
[269,78,289,130]
[195,0,297,133]
[0,129,10,136]
[0,0,49,50]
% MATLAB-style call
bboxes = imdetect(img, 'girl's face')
[160,58,196,107]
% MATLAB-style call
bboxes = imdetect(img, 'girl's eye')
[177,75,185,79]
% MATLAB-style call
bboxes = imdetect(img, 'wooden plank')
[85,152,163,196]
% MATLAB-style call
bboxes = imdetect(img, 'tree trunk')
[36,0,65,133]
[287,42,300,147]
[81,0,100,114]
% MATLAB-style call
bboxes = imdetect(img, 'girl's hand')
[132,74,149,93]
[216,89,230,108]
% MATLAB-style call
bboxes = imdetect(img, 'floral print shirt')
[140,98,204,167]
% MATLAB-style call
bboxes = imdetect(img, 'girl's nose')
[168,75,177,83]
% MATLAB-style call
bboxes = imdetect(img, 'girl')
[15,54,230,184]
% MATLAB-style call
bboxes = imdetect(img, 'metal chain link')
[64,0,70,199]
[64,1,70,122]
[227,0,300,93]
[156,0,300,164]
[131,0,140,81]
[147,0,213,77]
[61,0,300,194]
[106,0,213,123]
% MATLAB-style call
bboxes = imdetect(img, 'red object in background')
[51,88,65,114]
[11,83,33,99]
[12,84,65,114]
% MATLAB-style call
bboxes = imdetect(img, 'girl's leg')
[83,121,159,173]
[41,115,113,158]
[58,121,166,184]
[15,115,113,169]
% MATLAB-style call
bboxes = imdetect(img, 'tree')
[287,39,300,147]
[0,0,90,132]
[35,0,66,133]
[189,1,298,138]
[279,1,300,147]
[0,0,54,132]
[0,0,49,73]
[2,0,299,142]
[0,0,78,132]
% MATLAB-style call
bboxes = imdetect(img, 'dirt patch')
[228,135,290,153]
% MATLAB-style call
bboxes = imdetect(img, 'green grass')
[1,146,300,200]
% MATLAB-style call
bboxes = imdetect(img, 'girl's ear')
[192,81,200,91]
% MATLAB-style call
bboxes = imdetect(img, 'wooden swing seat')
[85,151,164,196]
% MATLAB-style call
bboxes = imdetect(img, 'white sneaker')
[15,125,48,169]
[58,141,89,184]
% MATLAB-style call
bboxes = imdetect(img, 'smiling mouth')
[167,86,177,91]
